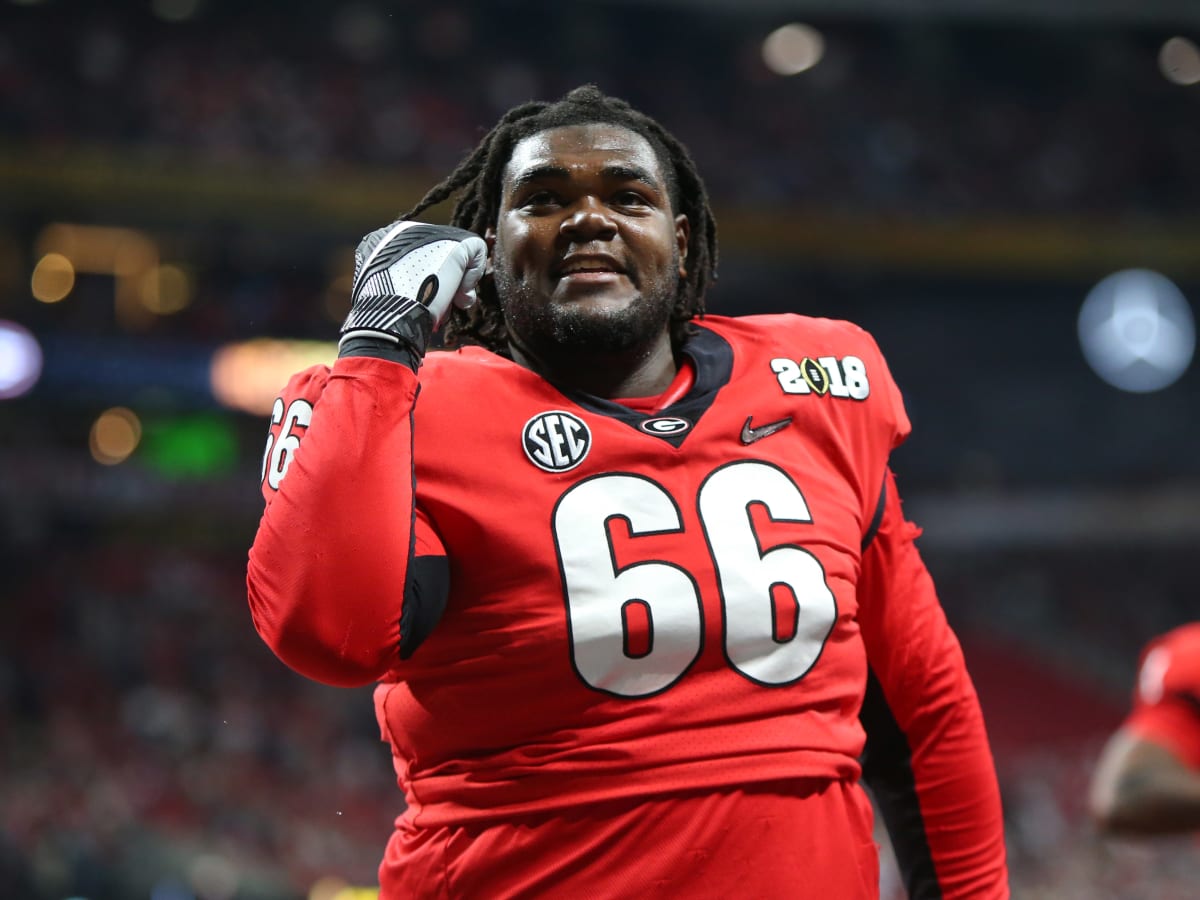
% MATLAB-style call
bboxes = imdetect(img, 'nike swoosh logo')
[741,415,793,444]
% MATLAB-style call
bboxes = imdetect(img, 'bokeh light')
[762,23,826,76]
[31,252,75,303]
[89,406,143,465]
[140,263,193,314]
[210,339,336,415]
[1078,269,1195,392]
[0,320,43,399]
[1159,36,1200,86]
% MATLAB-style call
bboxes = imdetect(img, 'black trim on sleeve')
[861,475,888,552]
[397,384,449,660]
[338,333,423,372]
[859,666,942,900]
[398,555,450,659]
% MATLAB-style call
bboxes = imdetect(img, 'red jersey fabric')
[1125,623,1200,770]
[379,781,879,899]
[247,314,1008,898]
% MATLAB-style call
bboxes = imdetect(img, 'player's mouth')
[553,254,628,283]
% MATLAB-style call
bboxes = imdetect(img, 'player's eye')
[521,190,561,209]
[613,190,650,208]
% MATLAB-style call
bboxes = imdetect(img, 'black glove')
[338,220,487,368]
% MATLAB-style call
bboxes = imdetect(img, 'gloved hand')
[338,220,488,366]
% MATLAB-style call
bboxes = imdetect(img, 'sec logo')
[523,410,592,472]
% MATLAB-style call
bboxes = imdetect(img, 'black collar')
[555,324,734,448]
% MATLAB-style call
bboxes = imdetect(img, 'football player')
[1090,622,1200,834]
[248,85,1008,898]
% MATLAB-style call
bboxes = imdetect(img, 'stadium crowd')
[2,3,1199,219]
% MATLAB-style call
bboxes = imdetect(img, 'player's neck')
[508,331,678,399]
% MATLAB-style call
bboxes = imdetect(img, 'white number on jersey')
[262,397,314,491]
[553,461,838,698]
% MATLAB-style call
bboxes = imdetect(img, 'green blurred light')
[141,414,238,477]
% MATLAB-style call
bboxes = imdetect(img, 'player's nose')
[560,197,618,241]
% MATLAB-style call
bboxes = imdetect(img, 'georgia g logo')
[523,410,592,472]
[639,416,691,436]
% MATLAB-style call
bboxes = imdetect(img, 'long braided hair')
[400,85,718,355]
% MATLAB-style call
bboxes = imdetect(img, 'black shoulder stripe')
[397,388,450,660]
[861,475,888,551]
[859,667,942,899]
[399,555,450,660]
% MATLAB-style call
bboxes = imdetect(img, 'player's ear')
[675,214,690,278]
[484,227,497,275]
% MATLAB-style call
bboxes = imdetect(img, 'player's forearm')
[864,661,1008,899]
[248,356,420,687]
[858,480,1009,898]
[908,684,1009,898]
[1103,772,1200,834]
[1091,731,1200,835]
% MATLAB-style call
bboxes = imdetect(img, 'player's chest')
[414,384,871,697]
[414,384,867,581]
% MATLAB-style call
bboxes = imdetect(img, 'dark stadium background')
[2,1,1198,897]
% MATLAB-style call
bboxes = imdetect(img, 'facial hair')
[495,253,680,362]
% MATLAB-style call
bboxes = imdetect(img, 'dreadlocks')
[400,85,718,356]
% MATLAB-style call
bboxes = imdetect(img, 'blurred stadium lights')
[0,319,43,399]
[89,406,142,465]
[35,222,165,329]
[1159,35,1200,84]
[762,23,826,76]
[210,338,336,415]
[141,413,238,476]
[140,262,195,315]
[30,252,75,303]
[29,334,335,413]
[1078,268,1195,392]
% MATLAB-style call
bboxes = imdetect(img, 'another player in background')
[247,85,1008,898]
[1089,622,1200,835]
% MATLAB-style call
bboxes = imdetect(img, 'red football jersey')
[248,314,1007,898]
[1126,622,1200,769]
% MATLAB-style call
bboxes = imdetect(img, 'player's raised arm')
[1089,623,1200,835]
[857,469,1009,899]
[246,222,486,688]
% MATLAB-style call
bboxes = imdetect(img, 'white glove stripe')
[343,220,487,358]
[353,223,462,300]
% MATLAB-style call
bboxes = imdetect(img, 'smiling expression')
[489,123,689,361]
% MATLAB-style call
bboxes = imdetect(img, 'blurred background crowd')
[1,0,1198,897]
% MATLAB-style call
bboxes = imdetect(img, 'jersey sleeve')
[862,325,912,453]
[247,356,443,688]
[1124,624,1200,769]
[857,469,1008,899]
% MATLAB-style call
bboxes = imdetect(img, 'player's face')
[490,123,689,359]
